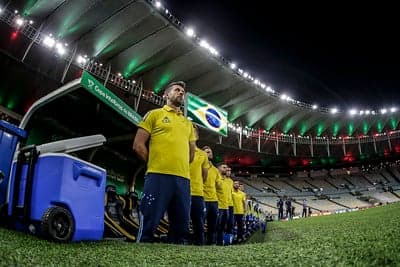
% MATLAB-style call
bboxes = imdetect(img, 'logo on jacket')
[162,116,171,123]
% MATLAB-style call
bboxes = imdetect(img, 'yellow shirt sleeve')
[138,110,155,134]
[215,172,223,189]
[189,123,196,142]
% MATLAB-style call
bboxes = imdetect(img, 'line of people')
[132,81,251,245]
[201,147,247,245]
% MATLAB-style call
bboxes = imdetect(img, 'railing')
[236,129,400,146]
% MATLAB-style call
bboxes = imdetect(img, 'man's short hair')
[216,162,227,168]
[164,81,186,94]
[202,145,211,151]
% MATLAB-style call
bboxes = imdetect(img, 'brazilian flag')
[186,93,228,136]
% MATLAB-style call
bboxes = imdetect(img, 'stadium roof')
[4,0,400,137]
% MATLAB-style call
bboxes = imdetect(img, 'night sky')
[165,1,400,110]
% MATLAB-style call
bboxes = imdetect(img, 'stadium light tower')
[76,55,87,64]
[185,27,195,37]
[43,36,55,48]
[209,46,219,56]
[200,39,210,49]
[15,18,24,27]
[349,109,357,116]
[155,1,162,9]
[55,43,66,55]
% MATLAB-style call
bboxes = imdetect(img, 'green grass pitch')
[1,202,399,266]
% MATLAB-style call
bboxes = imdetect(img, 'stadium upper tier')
[1,1,400,167]
[0,0,399,139]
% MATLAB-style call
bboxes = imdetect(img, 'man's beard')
[171,96,183,107]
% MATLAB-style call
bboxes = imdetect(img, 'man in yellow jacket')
[189,126,208,245]
[202,146,222,245]
[216,163,231,245]
[232,181,246,242]
[133,81,196,243]
[225,167,234,235]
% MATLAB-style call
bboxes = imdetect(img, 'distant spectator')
[277,198,284,220]
[285,199,292,219]
[302,199,308,217]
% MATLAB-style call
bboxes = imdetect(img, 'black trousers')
[217,209,228,245]
[191,196,205,245]
[226,206,234,234]
[205,201,218,245]
[234,214,244,240]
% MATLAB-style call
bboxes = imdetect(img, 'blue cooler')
[0,120,27,206]
[223,233,234,245]
[8,135,106,242]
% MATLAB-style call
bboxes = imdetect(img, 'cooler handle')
[73,164,103,187]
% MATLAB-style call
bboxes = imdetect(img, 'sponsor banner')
[81,71,142,125]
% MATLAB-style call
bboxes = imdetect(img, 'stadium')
[0,0,399,266]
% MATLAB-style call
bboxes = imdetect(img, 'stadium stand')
[240,165,400,216]
[306,178,338,193]
[328,193,371,209]
[345,175,372,189]
[367,191,400,204]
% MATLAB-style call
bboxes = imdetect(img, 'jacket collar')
[163,105,183,115]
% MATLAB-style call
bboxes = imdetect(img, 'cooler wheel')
[41,207,74,242]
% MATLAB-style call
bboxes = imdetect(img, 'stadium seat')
[104,185,137,241]
[120,191,140,229]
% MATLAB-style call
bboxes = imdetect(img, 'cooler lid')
[36,134,106,154]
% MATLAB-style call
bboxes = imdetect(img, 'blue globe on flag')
[205,108,221,128]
